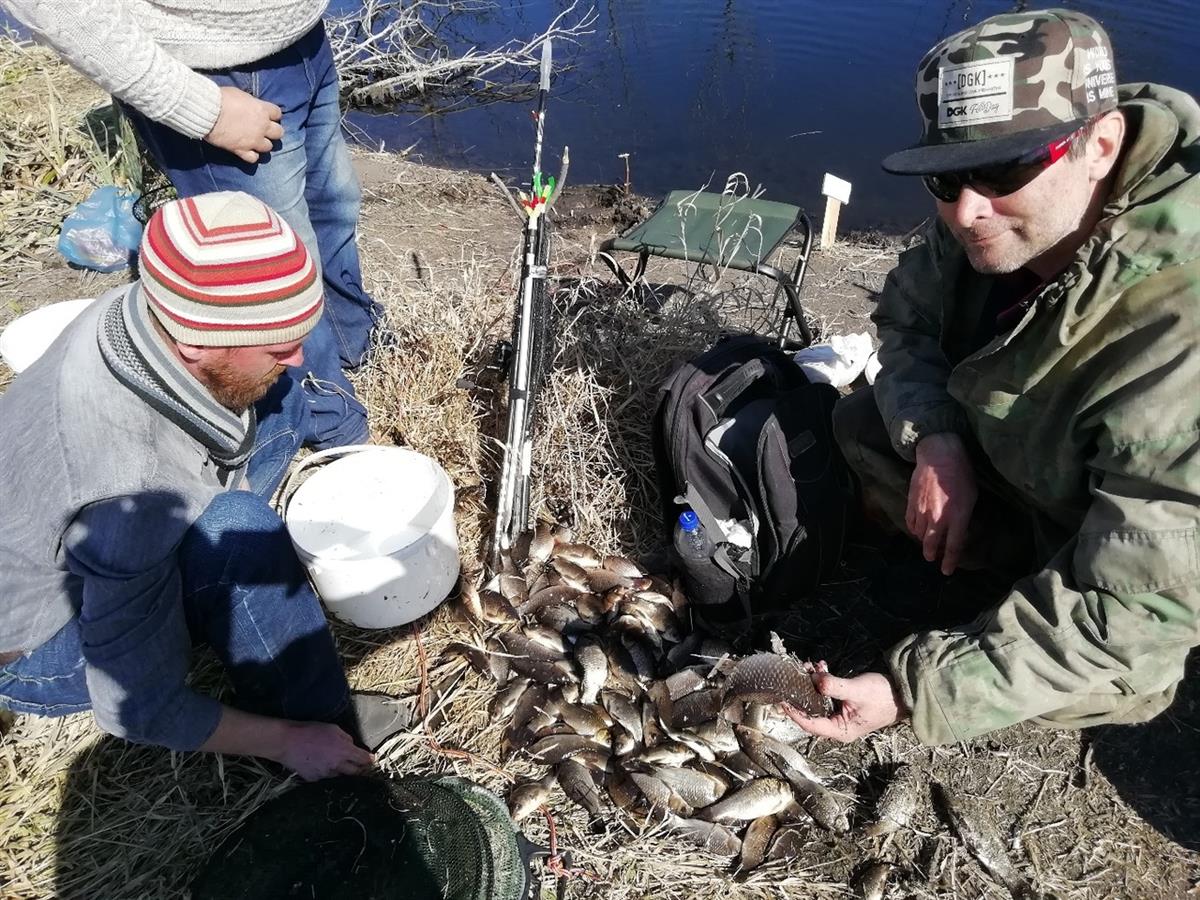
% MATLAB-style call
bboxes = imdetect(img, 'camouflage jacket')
[875,83,1200,745]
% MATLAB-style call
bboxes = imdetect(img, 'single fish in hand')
[722,653,833,719]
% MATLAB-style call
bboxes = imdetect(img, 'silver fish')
[583,567,630,593]
[444,640,506,683]
[551,557,591,592]
[611,723,639,757]
[640,700,667,749]
[629,771,694,816]
[553,542,603,568]
[735,725,824,785]
[649,765,728,808]
[497,572,529,604]
[765,824,808,862]
[865,763,919,837]
[520,584,579,617]
[671,688,723,728]
[697,778,795,824]
[478,588,520,624]
[735,814,779,877]
[664,668,707,700]
[533,603,590,636]
[690,717,740,756]
[558,701,610,741]
[522,624,568,655]
[575,637,608,705]
[601,690,643,742]
[603,640,644,697]
[722,653,832,719]
[605,768,647,817]
[639,741,695,767]
[488,677,531,719]
[618,632,658,679]
[526,733,610,766]
[602,554,645,578]
[933,783,1041,900]
[574,591,608,622]
[507,773,556,821]
[508,529,533,569]
[855,861,893,900]
[556,759,606,832]
[665,814,742,856]
[528,523,557,564]
[497,630,565,663]
[456,581,484,623]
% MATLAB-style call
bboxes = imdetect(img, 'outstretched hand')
[785,664,905,743]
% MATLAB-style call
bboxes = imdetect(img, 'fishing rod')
[491,37,569,567]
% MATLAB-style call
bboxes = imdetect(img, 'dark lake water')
[338,0,1199,231]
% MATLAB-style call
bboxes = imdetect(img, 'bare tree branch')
[327,1,597,109]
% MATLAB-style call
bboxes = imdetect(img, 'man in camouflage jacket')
[803,9,1200,746]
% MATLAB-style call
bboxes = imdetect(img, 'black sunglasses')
[922,130,1078,203]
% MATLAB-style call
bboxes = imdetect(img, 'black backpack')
[654,334,852,620]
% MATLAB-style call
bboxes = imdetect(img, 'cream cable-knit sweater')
[4,0,328,139]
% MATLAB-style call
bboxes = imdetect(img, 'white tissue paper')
[793,331,874,388]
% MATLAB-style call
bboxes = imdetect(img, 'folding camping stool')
[596,190,814,348]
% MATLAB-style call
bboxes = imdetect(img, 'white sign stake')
[820,173,852,249]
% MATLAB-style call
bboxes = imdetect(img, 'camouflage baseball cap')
[882,8,1118,175]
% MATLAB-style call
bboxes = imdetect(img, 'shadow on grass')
[1087,649,1200,852]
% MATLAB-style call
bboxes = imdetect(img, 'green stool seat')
[597,190,814,347]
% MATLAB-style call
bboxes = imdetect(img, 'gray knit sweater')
[3,0,329,139]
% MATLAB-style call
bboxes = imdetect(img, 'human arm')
[873,224,978,570]
[787,665,907,743]
[200,706,372,780]
[887,275,1200,744]
[65,494,367,777]
[3,0,282,160]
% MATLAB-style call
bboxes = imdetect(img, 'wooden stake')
[819,173,853,249]
[820,196,842,249]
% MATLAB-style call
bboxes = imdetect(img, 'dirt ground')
[2,115,1200,900]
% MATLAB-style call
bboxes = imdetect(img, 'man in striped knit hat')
[3,0,381,451]
[0,192,408,779]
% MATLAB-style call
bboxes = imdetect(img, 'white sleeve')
[3,0,222,138]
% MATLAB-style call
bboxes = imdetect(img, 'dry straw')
[0,44,1196,900]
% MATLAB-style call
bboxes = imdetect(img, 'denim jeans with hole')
[123,22,376,451]
[0,380,350,746]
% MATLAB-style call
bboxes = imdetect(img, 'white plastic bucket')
[0,297,97,373]
[281,446,460,629]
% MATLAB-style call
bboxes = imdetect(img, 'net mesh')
[190,776,529,900]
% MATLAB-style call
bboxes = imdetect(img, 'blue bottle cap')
[678,510,699,531]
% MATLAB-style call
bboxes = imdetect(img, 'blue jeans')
[0,430,351,744]
[124,22,376,450]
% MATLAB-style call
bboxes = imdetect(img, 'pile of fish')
[448,526,1045,898]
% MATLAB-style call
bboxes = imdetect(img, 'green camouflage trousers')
[832,387,1178,736]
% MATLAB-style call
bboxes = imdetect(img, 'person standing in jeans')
[0,193,407,778]
[4,0,381,450]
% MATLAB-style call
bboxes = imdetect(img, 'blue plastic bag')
[57,185,143,272]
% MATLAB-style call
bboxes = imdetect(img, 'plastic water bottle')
[674,510,714,560]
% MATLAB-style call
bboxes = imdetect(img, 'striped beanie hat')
[139,191,323,346]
